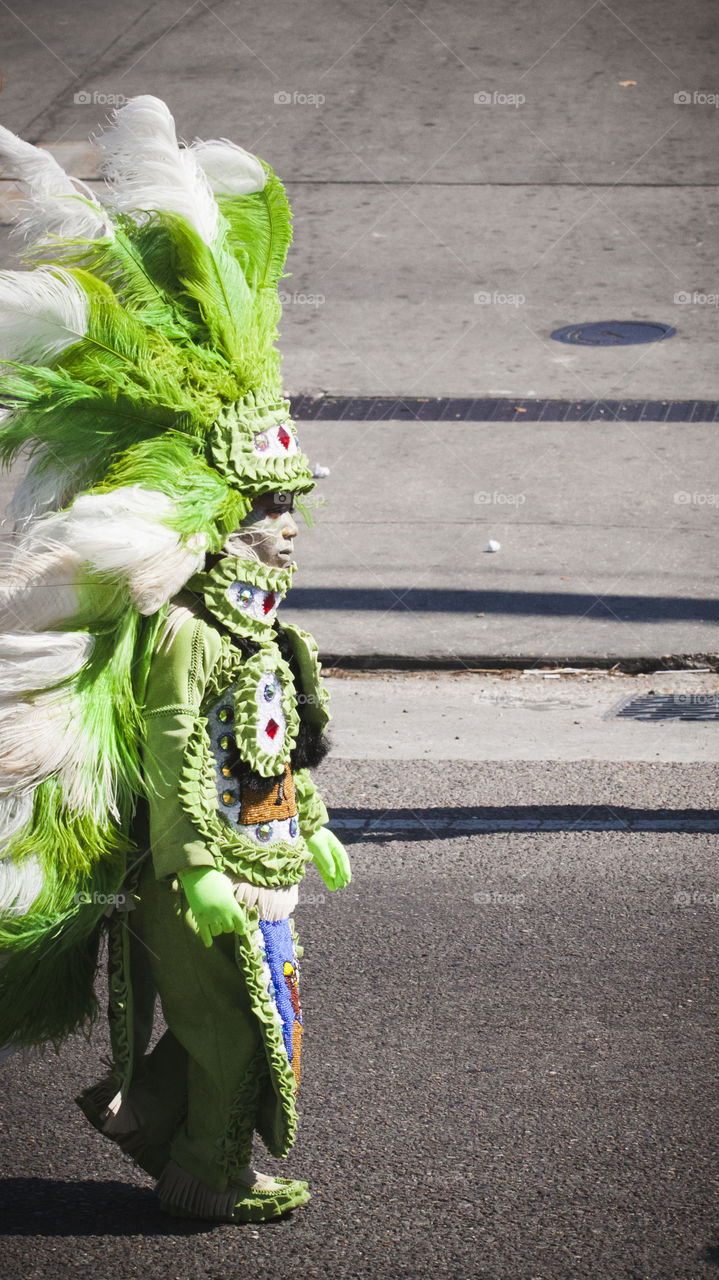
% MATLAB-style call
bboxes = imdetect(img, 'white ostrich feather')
[53,487,207,615]
[97,95,220,246]
[0,265,89,368]
[0,791,33,847]
[0,486,206,629]
[9,457,84,532]
[0,124,112,243]
[0,685,105,818]
[0,631,93,693]
[190,138,266,196]
[0,546,83,633]
[0,850,44,914]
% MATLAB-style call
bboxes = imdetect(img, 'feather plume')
[0,266,89,368]
[0,631,93,692]
[217,169,293,292]
[97,96,220,245]
[0,550,82,633]
[0,125,112,243]
[54,487,207,614]
[0,852,44,914]
[0,792,33,848]
[0,686,95,809]
[190,138,266,196]
[0,487,206,628]
[9,451,85,529]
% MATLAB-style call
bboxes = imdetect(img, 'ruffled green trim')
[105,855,148,1096]
[229,645,301,777]
[189,556,294,642]
[177,718,312,887]
[233,909,299,1159]
[106,910,133,1095]
[207,393,315,499]
[214,839,311,887]
[279,622,331,734]
[200,554,294,597]
[177,716,223,857]
[293,769,329,839]
[216,1044,266,1178]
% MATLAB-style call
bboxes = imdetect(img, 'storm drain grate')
[289,396,719,422]
[609,692,719,721]
[329,806,719,836]
[550,320,676,346]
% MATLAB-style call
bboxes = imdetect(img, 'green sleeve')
[141,612,222,880]
[293,768,329,839]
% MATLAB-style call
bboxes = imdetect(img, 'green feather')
[0,610,164,1050]
[217,166,294,291]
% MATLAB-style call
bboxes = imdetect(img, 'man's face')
[223,491,299,568]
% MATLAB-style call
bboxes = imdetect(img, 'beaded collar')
[187,555,294,642]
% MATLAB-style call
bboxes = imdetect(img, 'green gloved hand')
[178,866,247,948]
[306,827,352,891]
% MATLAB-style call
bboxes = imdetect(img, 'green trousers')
[120,857,271,1191]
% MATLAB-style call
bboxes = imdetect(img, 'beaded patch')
[227,580,281,624]
[253,420,299,458]
[256,918,302,1088]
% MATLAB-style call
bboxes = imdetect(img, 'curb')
[319,653,719,674]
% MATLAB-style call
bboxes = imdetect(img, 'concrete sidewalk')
[320,669,719,761]
[280,416,718,665]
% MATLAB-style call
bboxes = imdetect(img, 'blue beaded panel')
[258,917,302,1066]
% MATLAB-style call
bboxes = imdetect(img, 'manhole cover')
[550,321,676,346]
[609,692,719,721]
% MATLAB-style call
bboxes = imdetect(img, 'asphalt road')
[0,759,717,1280]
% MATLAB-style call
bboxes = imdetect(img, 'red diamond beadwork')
[277,425,291,450]
[265,718,279,739]
[263,590,276,615]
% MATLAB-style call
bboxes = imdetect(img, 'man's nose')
[284,513,299,539]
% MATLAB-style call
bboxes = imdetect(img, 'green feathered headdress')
[0,95,315,550]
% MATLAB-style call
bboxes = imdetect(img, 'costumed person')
[0,95,350,1223]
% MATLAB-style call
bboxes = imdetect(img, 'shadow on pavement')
[701,1240,719,1267]
[283,587,719,622]
[329,805,719,839]
[0,1178,216,1236]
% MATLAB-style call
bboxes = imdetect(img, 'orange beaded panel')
[240,761,297,823]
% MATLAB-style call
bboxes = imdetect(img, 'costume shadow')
[701,1240,719,1267]
[0,1178,215,1236]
